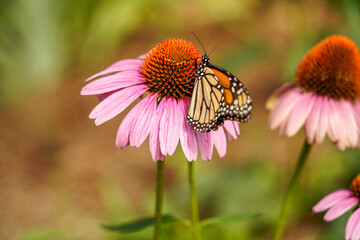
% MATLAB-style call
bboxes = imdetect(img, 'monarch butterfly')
[186,49,252,133]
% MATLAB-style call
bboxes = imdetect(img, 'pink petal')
[211,127,227,157]
[89,85,148,125]
[158,98,181,156]
[354,101,360,127]
[354,102,360,147]
[305,95,322,143]
[116,108,137,149]
[266,83,296,110]
[337,100,358,148]
[233,122,240,136]
[326,98,342,145]
[166,98,181,156]
[346,208,360,240]
[327,99,359,150]
[81,71,145,95]
[86,59,142,81]
[158,98,170,155]
[316,96,328,144]
[223,121,239,139]
[97,90,117,102]
[149,104,164,161]
[268,87,303,130]
[196,132,213,161]
[129,94,158,147]
[313,189,352,212]
[229,121,240,137]
[284,92,314,137]
[116,93,157,149]
[159,98,186,155]
[324,197,359,222]
[179,99,198,161]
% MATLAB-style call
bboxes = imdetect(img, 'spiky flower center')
[350,174,360,197]
[141,39,201,100]
[295,35,360,101]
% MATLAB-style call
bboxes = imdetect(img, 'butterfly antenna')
[189,30,206,54]
[208,43,220,57]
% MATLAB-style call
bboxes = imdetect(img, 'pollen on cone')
[295,35,360,101]
[141,39,201,99]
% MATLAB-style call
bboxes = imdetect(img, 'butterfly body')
[187,55,252,132]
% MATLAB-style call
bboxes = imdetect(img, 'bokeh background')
[2,0,360,239]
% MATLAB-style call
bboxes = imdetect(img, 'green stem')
[154,160,165,240]
[188,161,202,240]
[272,140,312,240]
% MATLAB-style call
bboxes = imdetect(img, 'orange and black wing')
[187,64,252,132]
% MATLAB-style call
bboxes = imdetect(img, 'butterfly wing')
[209,64,252,122]
[187,64,252,132]
[187,67,224,132]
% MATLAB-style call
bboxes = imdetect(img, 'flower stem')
[188,161,202,240]
[154,160,165,240]
[272,140,312,240]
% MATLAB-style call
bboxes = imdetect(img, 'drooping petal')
[305,95,322,143]
[266,83,296,110]
[166,98,181,156]
[336,100,358,148]
[326,98,342,147]
[179,99,198,161]
[81,71,145,95]
[116,93,156,149]
[313,189,352,213]
[233,121,240,136]
[158,98,181,156]
[354,102,360,147]
[181,124,198,161]
[323,197,359,222]
[211,127,227,157]
[316,96,329,144]
[223,120,240,140]
[97,90,117,102]
[86,59,142,81]
[268,87,303,130]
[354,101,360,128]
[89,85,148,125]
[196,132,213,161]
[346,208,360,240]
[130,94,158,147]
[284,92,314,137]
[116,108,137,149]
[149,102,165,161]
[159,99,170,155]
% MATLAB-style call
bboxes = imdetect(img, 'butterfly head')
[201,54,210,66]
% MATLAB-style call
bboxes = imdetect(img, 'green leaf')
[102,215,190,233]
[200,213,262,227]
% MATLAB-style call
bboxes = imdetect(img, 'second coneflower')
[269,35,360,240]
[268,35,360,150]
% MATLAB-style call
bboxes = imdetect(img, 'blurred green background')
[1,0,360,239]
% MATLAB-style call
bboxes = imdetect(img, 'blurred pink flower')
[313,174,360,240]
[81,39,240,161]
[267,35,360,150]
